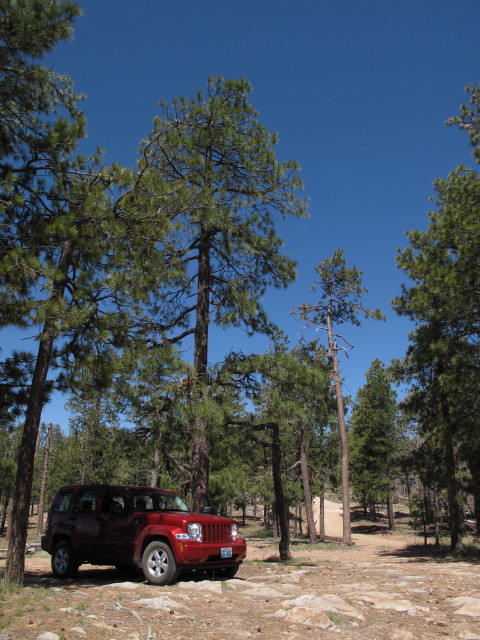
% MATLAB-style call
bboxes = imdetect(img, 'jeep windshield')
[129,489,189,512]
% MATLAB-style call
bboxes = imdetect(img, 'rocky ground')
[1,501,479,640]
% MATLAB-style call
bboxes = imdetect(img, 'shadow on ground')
[377,543,480,564]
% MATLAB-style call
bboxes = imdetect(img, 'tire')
[206,564,240,579]
[141,541,180,586]
[51,541,79,579]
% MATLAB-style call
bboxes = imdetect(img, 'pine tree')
[393,85,480,550]
[137,77,307,508]
[349,360,399,528]
[296,250,385,545]
[0,0,179,582]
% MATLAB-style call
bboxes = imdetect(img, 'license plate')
[221,547,232,558]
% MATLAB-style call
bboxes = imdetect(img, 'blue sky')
[5,0,480,427]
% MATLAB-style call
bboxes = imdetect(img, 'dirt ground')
[1,501,480,640]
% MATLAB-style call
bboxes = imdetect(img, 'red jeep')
[41,484,246,585]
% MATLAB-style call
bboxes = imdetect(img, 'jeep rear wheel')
[51,541,78,579]
[141,541,180,586]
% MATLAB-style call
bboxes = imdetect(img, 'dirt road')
[1,503,479,640]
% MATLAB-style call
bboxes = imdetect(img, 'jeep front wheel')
[51,541,78,579]
[141,541,180,585]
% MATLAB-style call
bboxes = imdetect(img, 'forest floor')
[1,501,480,640]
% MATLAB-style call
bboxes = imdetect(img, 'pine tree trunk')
[441,394,463,551]
[0,493,10,537]
[445,432,463,551]
[151,446,159,487]
[191,225,211,512]
[422,491,428,546]
[327,311,352,545]
[5,333,56,583]
[434,491,440,546]
[298,421,317,543]
[271,421,291,561]
[37,424,52,534]
[469,459,480,535]
[4,241,72,585]
[387,495,395,531]
[318,493,325,541]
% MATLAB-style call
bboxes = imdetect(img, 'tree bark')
[445,430,463,551]
[386,495,395,531]
[434,491,440,547]
[271,421,291,560]
[318,492,325,541]
[440,394,463,552]
[37,423,52,534]
[4,241,72,585]
[0,493,10,537]
[326,307,352,545]
[191,225,211,512]
[469,459,480,535]
[297,421,317,544]
[151,445,159,488]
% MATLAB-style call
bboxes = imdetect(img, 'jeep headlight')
[231,523,239,541]
[187,522,202,542]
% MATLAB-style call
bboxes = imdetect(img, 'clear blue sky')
[5,0,480,427]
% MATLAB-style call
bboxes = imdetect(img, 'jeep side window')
[74,491,100,513]
[103,492,125,515]
[52,492,73,513]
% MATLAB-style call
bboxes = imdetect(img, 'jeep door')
[71,489,101,559]
[96,490,141,562]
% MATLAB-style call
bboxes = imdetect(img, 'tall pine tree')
[137,77,307,508]
[349,359,399,528]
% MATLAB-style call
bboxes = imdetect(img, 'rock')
[89,620,117,631]
[338,582,383,592]
[459,632,480,640]
[454,602,480,617]
[451,596,480,616]
[104,581,140,590]
[36,634,61,640]
[243,586,287,598]
[231,579,265,588]
[177,580,223,593]
[69,628,87,636]
[276,583,300,592]
[134,596,187,611]
[390,630,416,640]
[0,634,13,640]
[279,606,337,629]
[451,596,480,607]
[354,591,429,615]
[282,593,364,620]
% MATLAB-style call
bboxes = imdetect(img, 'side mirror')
[193,492,216,514]
[200,505,216,515]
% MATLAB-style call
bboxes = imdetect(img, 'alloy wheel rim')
[147,549,168,577]
[54,549,68,573]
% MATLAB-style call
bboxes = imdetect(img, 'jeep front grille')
[202,523,231,543]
